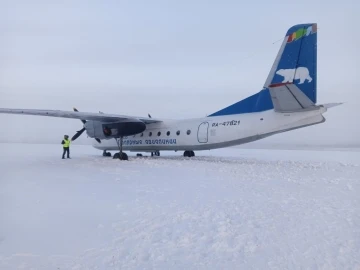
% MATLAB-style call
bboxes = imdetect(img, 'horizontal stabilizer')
[322,103,343,109]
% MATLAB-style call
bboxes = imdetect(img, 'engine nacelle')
[85,119,146,139]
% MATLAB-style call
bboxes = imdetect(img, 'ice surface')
[0,143,359,269]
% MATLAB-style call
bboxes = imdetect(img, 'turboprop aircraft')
[0,23,341,160]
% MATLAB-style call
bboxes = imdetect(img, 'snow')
[0,143,359,270]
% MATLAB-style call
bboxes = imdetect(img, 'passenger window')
[167,131,170,136]
[158,131,161,136]
[176,130,180,135]
[149,132,152,137]
[187,130,191,135]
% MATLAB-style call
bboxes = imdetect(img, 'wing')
[0,108,162,124]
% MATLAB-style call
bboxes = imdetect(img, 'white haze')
[0,0,359,147]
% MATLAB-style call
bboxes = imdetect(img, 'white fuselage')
[92,107,327,152]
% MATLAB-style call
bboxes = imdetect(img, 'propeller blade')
[73,107,100,143]
[71,127,85,141]
[73,107,86,124]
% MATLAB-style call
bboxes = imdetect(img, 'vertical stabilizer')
[209,23,318,117]
[265,23,317,104]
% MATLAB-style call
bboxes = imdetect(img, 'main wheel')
[120,152,128,160]
[183,151,195,157]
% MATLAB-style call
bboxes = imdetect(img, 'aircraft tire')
[113,152,128,160]
[103,151,112,157]
[183,151,195,157]
[120,152,128,160]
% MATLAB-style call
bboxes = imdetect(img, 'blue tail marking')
[209,23,317,117]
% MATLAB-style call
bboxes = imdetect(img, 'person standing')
[61,135,71,159]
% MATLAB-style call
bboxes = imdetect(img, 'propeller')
[71,127,86,141]
[72,107,101,143]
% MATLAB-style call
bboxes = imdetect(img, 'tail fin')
[209,23,318,117]
[265,23,318,112]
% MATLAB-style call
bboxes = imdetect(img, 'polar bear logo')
[276,67,312,84]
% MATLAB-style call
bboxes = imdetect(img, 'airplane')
[0,23,341,160]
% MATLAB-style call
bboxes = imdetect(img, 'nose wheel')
[103,150,112,157]
[113,152,128,160]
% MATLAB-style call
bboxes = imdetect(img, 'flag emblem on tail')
[287,24,317,42]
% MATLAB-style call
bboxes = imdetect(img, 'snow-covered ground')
[0,143,359,270]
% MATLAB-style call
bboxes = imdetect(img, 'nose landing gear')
[103,150,112,157]
[113,152,128,160]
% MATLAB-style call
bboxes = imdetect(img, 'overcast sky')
[0,0,359,146]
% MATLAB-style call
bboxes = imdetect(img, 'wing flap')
[0,108,162,124]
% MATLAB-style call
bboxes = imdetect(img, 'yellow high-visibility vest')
[63,139,71,147]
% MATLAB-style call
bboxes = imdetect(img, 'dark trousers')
[62,147,70,158]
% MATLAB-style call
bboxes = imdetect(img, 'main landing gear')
[151,151,160,157]
[183,150,195,157]
[113,137,128,160]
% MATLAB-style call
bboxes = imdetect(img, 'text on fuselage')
[117,138,177,146]
[212,120,240,127]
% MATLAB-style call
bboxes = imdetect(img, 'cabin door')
[197,122,209,143]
